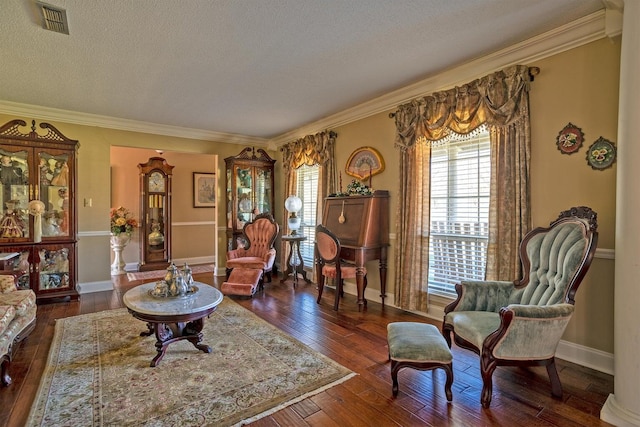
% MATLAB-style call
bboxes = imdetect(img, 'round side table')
[280,234,311,286]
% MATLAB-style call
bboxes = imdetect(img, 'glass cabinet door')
[0,147,30,240]
[147,193,166,251]
[37,150,71,238]
[38,245,71,291]
[226,169,233,228]
[255,167,272,215]
[235,165,253,229]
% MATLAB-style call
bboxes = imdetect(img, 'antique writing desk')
[322,190,389,308]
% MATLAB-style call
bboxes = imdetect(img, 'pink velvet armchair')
[226,213,279,282]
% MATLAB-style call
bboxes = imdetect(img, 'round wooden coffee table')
[123,281,223,367]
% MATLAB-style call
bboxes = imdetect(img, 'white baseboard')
[341,281,614,376]
[170,255,216,267]
[126,256,217,273]
[555,339,614,375]
[124,262,138,272]
[77,280,114,294]
[601,394,640,427]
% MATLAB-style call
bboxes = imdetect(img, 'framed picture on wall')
[193,172,216,208]
[345,146,385,180]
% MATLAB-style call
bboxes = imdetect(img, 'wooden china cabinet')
[0,119,79,301]
[224,147,275,249]
[138,157,174,271]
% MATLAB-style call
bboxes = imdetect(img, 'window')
[428,129,490,296]
[295,164,319,267]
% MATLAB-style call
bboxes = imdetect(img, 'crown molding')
[269,10,609,146]
[0,100,268,146]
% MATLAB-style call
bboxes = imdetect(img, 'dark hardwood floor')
[1,272,614,426]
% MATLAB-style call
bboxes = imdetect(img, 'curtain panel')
[393,65,532,311]
[280,130,337,276]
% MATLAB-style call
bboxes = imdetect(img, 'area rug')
[126,263,214,282]
[27,298,355,427]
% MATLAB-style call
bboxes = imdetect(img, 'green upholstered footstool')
[387,322,453,401]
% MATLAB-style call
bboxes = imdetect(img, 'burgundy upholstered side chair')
[315,224,367,310]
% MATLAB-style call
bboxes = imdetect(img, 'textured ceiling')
[0,0,604,140]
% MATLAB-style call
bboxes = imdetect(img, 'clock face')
[148,171,165,192]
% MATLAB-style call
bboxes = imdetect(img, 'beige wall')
[0,115,279,284]
[0,36,619,355]
[276,37,619,353]
[110,147,218,268]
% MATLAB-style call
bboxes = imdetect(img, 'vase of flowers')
[346,179,373,196]
[110,206,137,275]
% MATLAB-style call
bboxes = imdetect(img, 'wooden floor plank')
[0,272,614,427]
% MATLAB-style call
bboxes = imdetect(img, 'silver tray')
[148,285,199,299]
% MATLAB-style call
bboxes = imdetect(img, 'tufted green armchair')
[442,206,598,408]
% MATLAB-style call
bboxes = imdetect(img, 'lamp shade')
[285,195,302,234]
[284,195,302,213]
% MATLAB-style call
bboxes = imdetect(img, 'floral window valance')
[394,65,532,148]
[281,130,337,171]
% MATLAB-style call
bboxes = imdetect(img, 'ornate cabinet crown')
[0,119,79,301]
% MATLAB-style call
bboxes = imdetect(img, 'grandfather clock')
[138,157,173,271]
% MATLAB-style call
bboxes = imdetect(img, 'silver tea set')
[150,262,197,298]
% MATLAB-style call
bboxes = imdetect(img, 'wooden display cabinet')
[138,157,174,271]
[0,119,79,301]
[224,147,275,249]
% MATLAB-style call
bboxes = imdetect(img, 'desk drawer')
[340,247,355,261]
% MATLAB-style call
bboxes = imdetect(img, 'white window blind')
[295,164,319,267]
[428,130,490,296]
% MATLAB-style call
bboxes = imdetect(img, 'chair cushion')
[221,268,263,296]
[226,257,267,270]
[0,289,36,318]
[240,218,278,257]
[387,322,452,363]
[519,221,589,306]
[221,282,258,296]
[321,265,365,279]
[316,233,339,260]
[444,311,501,350]
[0,275,16,293]
[0,305,16,337]
[0,304,36,358]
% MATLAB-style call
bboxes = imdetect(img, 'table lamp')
[284,195,302,235]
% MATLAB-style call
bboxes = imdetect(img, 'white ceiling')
[0,0,605,141]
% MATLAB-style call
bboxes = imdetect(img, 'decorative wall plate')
[586,137,616,170]
[345,146,385,180]
[556,122,584,154]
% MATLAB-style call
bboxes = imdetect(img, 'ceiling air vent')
[36,2,69,35]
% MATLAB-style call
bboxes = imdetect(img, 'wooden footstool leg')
[442,363,453,401]
[390,360,400,397]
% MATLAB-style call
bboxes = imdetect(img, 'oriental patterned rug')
[126,263,214,282]
[27,298,355,426]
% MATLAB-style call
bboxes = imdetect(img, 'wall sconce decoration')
[556,122,584,154]
[284,195,303,235]
[586,137,617,170]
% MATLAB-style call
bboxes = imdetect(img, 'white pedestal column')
[601,1,640,426]
[110,233,131,276]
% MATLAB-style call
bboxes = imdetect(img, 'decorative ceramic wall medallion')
[345,146,385,180]
[556,122,584,154]
[586,137,616,170]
